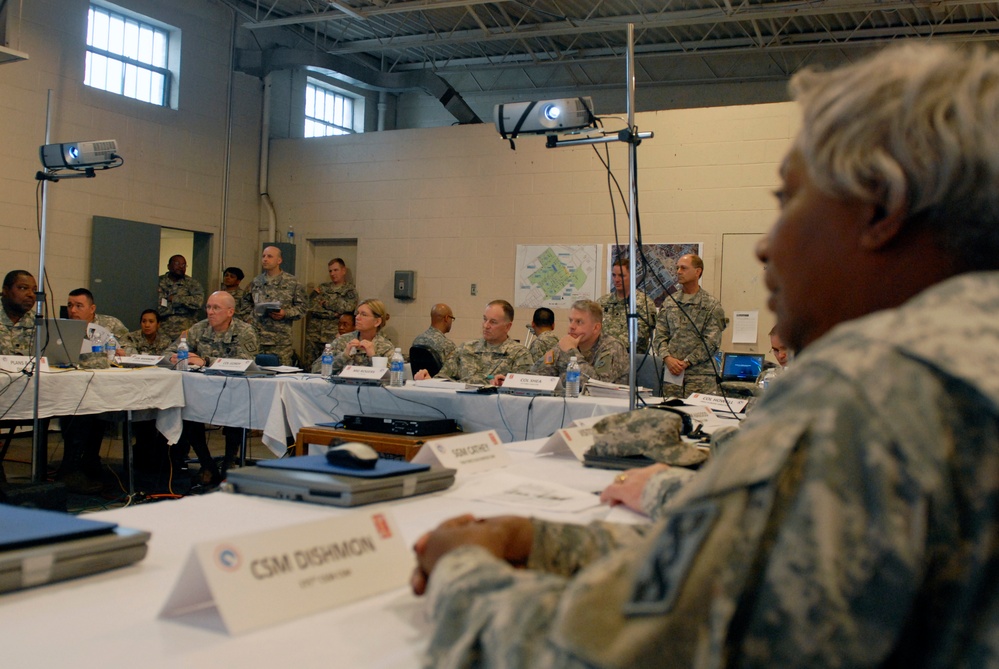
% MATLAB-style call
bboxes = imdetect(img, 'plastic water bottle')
[176,335,190,371]
[389,348,405,387]
[104,336,117,364]
[565,356,580,398]
[321,343,334,378]
[90,330,105,356]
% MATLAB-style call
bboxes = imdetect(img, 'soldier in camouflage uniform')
[157,255,205,341]
[242,246,306,366]
[222,266,249,320]
[120,309,172,355]
[526,307,559,363]
[67,288,128,368]
[165,292,259,484]
[0,270,36,356]
[599,257,656,354]
[415,300,532,384]
[409,44,999,668]
[305,258,357,365]
[311,298,394,374]
[654,253,727,397]
[411,303,456,367]
[530,299,629,385]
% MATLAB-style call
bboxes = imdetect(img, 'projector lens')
[543,104,561,121]
[69,146,80,159]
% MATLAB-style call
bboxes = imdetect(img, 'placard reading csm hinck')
[515,245,599,308]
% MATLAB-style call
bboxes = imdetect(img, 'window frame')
[305,78,359,137]
[85,1,179,109]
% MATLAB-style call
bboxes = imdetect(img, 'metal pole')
[626,24,638,410]
[31,90,53,482]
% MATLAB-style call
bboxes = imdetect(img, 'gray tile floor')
[0,422,279,514]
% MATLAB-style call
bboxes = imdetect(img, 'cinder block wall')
[267,102,800,355]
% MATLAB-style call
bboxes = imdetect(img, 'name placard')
[159,512,410,635]
[0,355,33,373]
[685,392,749,413]
[536,426,595,461]
[118,354,164,367]
[338,365,388,381]
[210,357,252,372]
[501,373,559,393]
[412,430,510,474]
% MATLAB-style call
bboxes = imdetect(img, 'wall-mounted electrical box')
[394,270,415,300]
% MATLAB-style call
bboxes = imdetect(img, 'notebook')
[719,352,765,382]
[37,318,88,367]
[222,455,456,507]
[0,505,150,594]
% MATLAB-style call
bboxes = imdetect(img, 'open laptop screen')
[721,353,765,382]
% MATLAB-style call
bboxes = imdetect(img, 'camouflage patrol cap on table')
[586,408,709,467]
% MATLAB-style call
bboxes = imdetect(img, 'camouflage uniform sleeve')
[586,337,630,384]
[641,467,698,520]
[175,278,205,312]
[527,518,651,576]
[637,291,655,352]
[234,321,259,359]
[653,304,673,359]
[441,336,456,361]
[508,344,534,374]
[281,278,306,321]
[686,295,725,367]
[239,288,255,323]
[434,344,464,380]
[374,334,396,358]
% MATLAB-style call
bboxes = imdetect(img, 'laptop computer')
[201,360,277,377]
[0,505,150,594]
[720,352,765,382]
[222,455,456,507]
[37,318,88,367]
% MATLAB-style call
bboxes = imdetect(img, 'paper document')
[731,310,759,344]
[448,472,601,513]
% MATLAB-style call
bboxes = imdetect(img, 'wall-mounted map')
[515,245,600,308]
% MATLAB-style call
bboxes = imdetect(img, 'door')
[719,232,770,353]
[90,216,160,327]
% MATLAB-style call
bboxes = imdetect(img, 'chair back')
[409,345,442,377]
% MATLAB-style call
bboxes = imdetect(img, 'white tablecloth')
[1,439,645,668]
[0,367,185,443]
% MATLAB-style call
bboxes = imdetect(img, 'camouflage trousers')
[662,374,718,399]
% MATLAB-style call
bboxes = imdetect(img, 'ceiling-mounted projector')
[40,139,119,170]
[494,97,595,138]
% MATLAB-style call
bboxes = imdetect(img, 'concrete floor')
[0,422,279,513]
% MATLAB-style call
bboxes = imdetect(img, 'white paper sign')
[412,430,510,474]
[118,354,164,367]
[0,355,33,373]
[210,357,252,372]
[338,365,388,381]
[685,392,749,413]
[536,426,595,461]
[501,373,558,394]
[159,512,410,635]
[731,310,759,344]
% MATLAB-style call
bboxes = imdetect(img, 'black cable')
[378,385,448,419]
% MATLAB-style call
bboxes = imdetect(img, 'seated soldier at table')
[414,300,533,385]
[528,299,629,386]
[311,298,395,374]
[121,309,172,355]
[164,291,258,486]
[409,43,999,667]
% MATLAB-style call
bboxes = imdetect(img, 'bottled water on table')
[176,335,190,371]
[389,348,405,387]
[565,356,580,398]
[321,343,334,378]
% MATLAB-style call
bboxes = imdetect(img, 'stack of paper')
[584,379,651,399]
